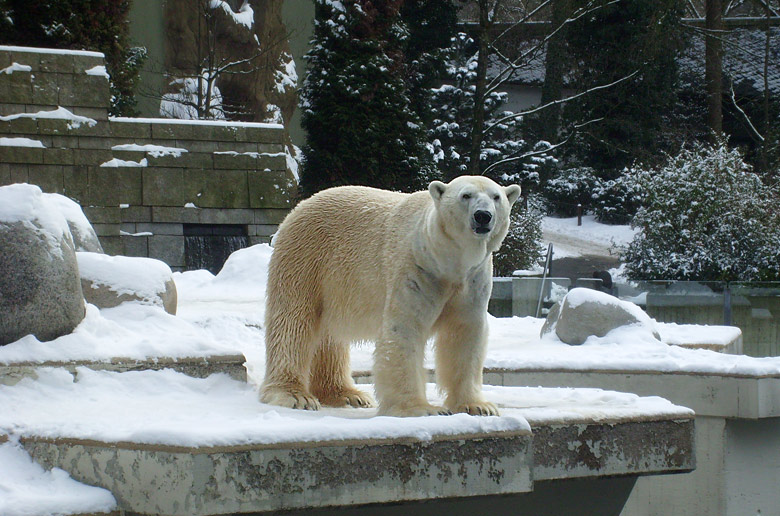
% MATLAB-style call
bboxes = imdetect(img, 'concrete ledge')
[20,430,533,516]
[487,368,780,419]
[0,354,247,386]
[530,418,694,480]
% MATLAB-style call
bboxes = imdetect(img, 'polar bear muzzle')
[473,210,493,234]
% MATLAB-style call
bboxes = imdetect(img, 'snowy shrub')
[623,143,780,281]
[542,167,603,217]
[592,169,648,224]
[493,195,545,276]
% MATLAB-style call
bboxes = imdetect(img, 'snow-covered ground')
[1,240,775,515]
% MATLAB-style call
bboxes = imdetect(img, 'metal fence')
[495,278,780,358]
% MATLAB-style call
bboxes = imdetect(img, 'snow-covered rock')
[44,193,103,253]
[0,184,85,345]
[541,288,660,345]
[77,253,178,315]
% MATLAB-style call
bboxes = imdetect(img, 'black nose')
[474,210,492,225]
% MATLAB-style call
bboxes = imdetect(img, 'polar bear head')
[428,176,521,251]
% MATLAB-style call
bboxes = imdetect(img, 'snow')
[76,252,173,303]
[110,116,282,130]
[1,62,32,74]
[275,53,298,94]
[286,144,301,181]
[542,215,636,258]
[0,368,527,447]
[0,439,116,516]
[44,193,97,250]
[0,137,45,148]
[111,143,187,158]
[0,184,71,258]
[214,150,285,159]
[0,107,97,129]
[0,45,104,58]
[565,287,653,328]
[210,0,254,30]
[100,157,148,168]
[84,65,109,79]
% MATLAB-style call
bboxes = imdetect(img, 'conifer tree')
[300,0,437,196]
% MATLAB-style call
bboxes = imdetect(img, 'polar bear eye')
[461,193,471,201]
[492,194,501,201]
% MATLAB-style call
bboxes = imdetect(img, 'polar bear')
[261,175,521,417]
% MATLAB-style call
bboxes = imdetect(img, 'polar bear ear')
[429,181,447,203]
[504,184,521,205]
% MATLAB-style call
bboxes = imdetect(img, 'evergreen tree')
[429,33,554,188]
[299,0,437,196]
[561,0,686,173]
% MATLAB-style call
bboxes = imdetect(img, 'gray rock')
[540,301,561,338]
[542,287,660,345]
[45,193,104,253]
[77,252,177,315]
[0,222,85,345]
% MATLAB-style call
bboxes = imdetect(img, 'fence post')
[577,204,582,226]
[724,283,732,326]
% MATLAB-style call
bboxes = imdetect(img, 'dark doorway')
[183,224,248,274]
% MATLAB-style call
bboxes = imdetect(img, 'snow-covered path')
[541,215,637,259]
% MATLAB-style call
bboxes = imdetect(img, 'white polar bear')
[261,176,521,417]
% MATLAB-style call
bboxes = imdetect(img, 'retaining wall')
[0,45,296,270]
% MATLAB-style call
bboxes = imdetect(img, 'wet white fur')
[261,176,521,416]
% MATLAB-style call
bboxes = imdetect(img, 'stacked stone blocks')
[0,45,296,270]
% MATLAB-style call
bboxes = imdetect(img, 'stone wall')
[0,45,296,271]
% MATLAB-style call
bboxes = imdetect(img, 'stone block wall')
[0,46,108,121]
[0,45,296,271]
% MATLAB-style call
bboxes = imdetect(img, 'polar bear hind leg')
[261,281,321,410]
[310,336,376,408]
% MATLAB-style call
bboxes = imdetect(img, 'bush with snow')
[622,142,780,281]
[542,167,602,217]
[493,195,545,276]
[592,169,647,225]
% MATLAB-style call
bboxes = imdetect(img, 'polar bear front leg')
[435,308,499,417]
[374,285,449,417]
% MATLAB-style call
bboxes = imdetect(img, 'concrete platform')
[484,367,780,515]
[0,354,247,385]
[2,375,694,516]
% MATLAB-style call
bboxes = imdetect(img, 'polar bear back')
[268,186,430,343]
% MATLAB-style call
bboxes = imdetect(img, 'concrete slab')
[488,368,780,419]
[20,431,533,516]
[0,354,247,386]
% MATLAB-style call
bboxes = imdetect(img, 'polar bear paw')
[317,388,377,408]
[379,402,452,417]
[451,401,500,416]
[261,387,321,411]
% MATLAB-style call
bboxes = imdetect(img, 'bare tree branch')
[484,70,640,136]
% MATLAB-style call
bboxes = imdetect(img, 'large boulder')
[77,252,178,315]
[0,184,86,345]
[541,287,660,345]
[44,193,104,253]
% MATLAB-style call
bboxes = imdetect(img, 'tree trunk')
[539,0,569,143]
[705,0,723,139]
[468,0,490,175]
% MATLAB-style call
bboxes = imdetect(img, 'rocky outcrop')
[163,0,297,127]
[0,184,85,345]
[541,287,660,345]
[77,252,178,315]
